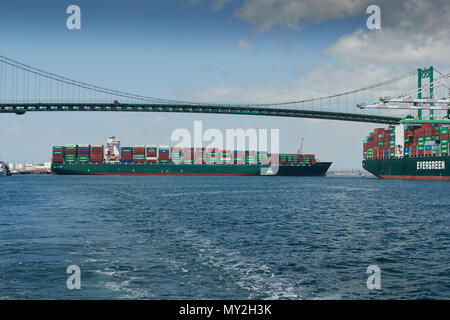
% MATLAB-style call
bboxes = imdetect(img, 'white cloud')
[237,37,252,50]
[188,64,395,104]
[327,0,450,70]
[211,0,230,11]
[231,0,450,70]
[233,0,372,31]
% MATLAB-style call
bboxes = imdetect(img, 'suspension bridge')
[0,55,448,124]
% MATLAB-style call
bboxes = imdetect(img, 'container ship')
[362,119,450,180]
[51,137,331,176]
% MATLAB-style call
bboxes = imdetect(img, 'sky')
[0,0,449,169]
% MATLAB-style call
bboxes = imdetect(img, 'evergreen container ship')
[362,119,450,180]
[51,137,332,176]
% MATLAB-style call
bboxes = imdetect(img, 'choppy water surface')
[0,175,448,299]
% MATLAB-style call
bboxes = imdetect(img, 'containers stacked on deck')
[410,123,449,157]
[53,145,92,163]
[182,147,194,164]
[234,151,245,165]
[121,147,133,163]
[206,148,220,164]
[194,148,205,164]
[279,153,315,165]
[77,145,90,163]
[364,123,449,159]
[146,145,157,163]
[133,146,145,163]
[64,145,77,163]
[363,127,396,160]
[245,151,258,165]
[52,142,317,166]
[279,153,292,165]
[258,152,270,165]
[171,147,183,164]
[407,124,435,157]
[363,127,396,159]
[158,145,170,163]
[221,150,233,164]
[52,146,64,163]
[303,154,316,165]
[90,145,104,163]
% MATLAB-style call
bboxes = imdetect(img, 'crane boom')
[298,137,304,154]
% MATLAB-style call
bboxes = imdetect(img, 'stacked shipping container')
[64,145,77,163]
[121,147,133,163]
[52,146,64,163]
[52,143,317,166]
[171,147,183,164]
[194,148,205,164]
[77,145,90,163]
[90,145,104,163]
[158,146,170,163]
[206,148,220,165]
[364,123,449,159]
[146,145,157,163]
[363,127,396,160]
[133,146,145,163]
[182,147,194,164]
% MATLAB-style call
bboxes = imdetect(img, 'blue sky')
[1,0,448,169]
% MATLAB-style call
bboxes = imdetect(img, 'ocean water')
[0,175,448,300]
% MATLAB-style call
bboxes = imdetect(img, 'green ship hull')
[51,162,332,176]
[363,156,450,180]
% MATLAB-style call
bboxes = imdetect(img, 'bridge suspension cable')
[0,54,447,122]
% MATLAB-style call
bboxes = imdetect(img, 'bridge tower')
[417,67,434,120]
